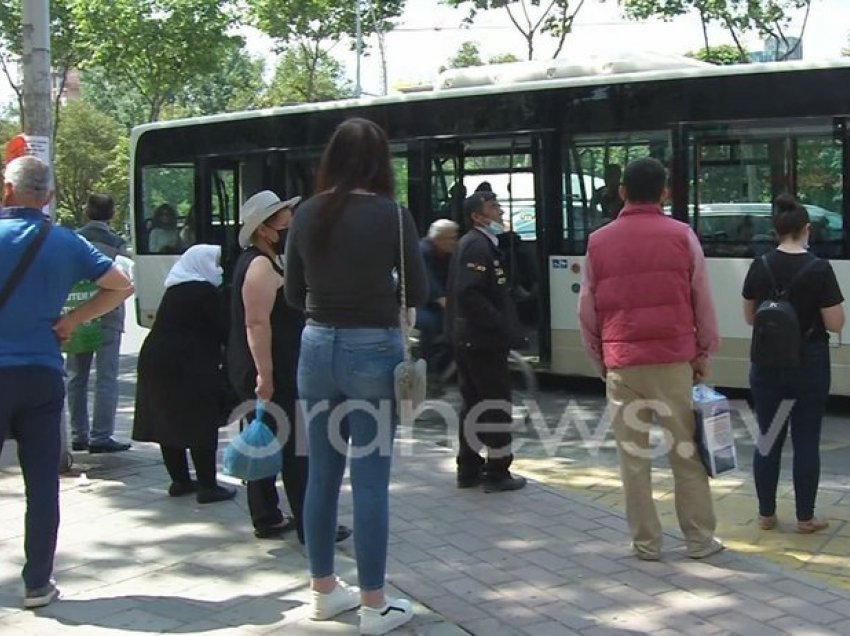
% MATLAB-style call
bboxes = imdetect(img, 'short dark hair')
[474,181,492,193]
[86,193,115,221]
[464,191,497,223]
[622,158,666,204]
[772,193,809,239]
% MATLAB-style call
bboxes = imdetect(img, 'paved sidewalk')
[7,428,850,634]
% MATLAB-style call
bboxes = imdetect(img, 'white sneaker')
[310,578,360,621]
[360,598,414,635]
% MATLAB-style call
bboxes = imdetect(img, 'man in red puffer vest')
[578,157,723,561]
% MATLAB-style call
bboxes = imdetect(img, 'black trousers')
[161,442,217,488]
[244,388,308,543]
[455,347,513,478]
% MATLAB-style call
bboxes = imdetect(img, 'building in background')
[751,36,803,62]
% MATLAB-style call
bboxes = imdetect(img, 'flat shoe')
[797,518,829,534]
[168,480,198,497]
[254,516,295,539]
[758,514,778,530]
[196,484,237,504]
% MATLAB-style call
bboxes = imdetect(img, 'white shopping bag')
[692,384,738,477]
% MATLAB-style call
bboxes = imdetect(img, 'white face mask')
[484,220,504,236]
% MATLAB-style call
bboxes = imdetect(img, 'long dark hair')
[313,118,395,247]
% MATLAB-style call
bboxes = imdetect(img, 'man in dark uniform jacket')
[446,191,527,492]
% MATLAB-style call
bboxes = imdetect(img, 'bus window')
[796,137,843,258]
[691,139,774,257]
[689,122,844,259]
[140,164,194,255]
[462,149,534,239]
[564,133,670,254]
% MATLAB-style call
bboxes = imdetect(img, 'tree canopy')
[442,0,588,60]
[264,47,354,105]
[71,0,238,122]
[618,0,811,60]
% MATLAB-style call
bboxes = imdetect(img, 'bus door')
[198,157,240,271]
[552,132,672,377]
[426,134,548,363]
[426,141,466,229]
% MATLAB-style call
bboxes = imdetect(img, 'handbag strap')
[397,204,412,364]
[0,221,49,314]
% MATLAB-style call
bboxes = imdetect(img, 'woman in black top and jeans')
[742,194,845,534]
[285,118,427,635]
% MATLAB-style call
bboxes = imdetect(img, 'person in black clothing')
[133,245,236,504]
[416,219,458,387]
[446,191,527,493]
[227,190,351,544]
[742,194,845,534]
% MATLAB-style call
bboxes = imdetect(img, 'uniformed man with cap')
[446,191,527,492]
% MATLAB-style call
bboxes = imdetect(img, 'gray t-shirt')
[284,194,428,328]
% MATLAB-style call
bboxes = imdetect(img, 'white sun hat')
[238,190,301,248]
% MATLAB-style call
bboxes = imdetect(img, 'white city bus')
[129,55,850,393]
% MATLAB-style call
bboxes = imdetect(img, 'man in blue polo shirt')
[0,156,133,609]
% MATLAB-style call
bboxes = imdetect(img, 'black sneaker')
[483,473,527,493]
[24,580,59,609]
[71,441,88,452]
[196,484,237,504]
[89,439,131,453]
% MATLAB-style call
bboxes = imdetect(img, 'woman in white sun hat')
[227,190,351,545]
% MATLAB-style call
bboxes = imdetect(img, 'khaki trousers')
[606,362,717,556]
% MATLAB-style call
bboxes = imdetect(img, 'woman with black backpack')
[742,194,845,534]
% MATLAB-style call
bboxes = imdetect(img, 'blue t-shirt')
[0,208,113,371]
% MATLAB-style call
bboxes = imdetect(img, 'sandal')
[796,517,829,534]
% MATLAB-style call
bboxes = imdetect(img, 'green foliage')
[263,47,354,105]
[688,44,748,65]
[442,0,587,59]
[171,44,267,117]
[72,0,238,122]
[247,0,406,49]
[443,41,484,72]
[53,100,126,227]
[489,52,520,64]
[618,0,811,59]
[0,0,83,132]
[80,68,149,131]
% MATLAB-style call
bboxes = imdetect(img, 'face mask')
[276,228,288,253]
[484,220,504,236]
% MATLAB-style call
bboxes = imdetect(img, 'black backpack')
[750,253,819,368]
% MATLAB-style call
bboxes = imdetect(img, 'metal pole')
[355,0,362,97]
[22,0,52,146]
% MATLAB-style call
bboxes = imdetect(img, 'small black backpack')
[750,254,819,368]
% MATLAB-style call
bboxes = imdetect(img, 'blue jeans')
[0,366,64,589]
[750,340,831,521]
[299,324,402,591]
[66,327,122,444]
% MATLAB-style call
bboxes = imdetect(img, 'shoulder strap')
[0,222,50,314]
[788,255,820,289]
[397,204,411,363]
[760,253,779,297]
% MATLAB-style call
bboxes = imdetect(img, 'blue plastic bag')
[223,402,282,481]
